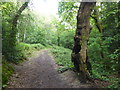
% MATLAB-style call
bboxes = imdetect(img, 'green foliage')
[2,43,45,88]
[88,24,119,88]
[2,60,14,87]
[88,28,102,61]
[50,46,74,72]
[58,2,78,28]
[31,44,45,50]
[2,1,120,88]
[60,30,75,49]
[3,42,45,63]
[107,80,120,88]
[18,13,59,46]
[2,2,16,55]
[16,43,32,58]
[2,1,29,62]
[4,46,25,62]
[88,3,120,88]
[16,43,45,58]
[51,18,75,49]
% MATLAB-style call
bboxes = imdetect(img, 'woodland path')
[7,49,98,88]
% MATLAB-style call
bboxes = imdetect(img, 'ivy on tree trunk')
[6,1,29,61]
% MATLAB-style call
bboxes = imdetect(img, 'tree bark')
[71,2,96,82]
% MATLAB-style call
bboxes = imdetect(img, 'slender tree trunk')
[71,2,96,82]
[22,29,26,42]
[57,29,60,46]
[23,32,26,42]
[58,36,60,46]
[6,1,29,60]
[11,1,29,44]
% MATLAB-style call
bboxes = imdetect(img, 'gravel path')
[7,50,98,88]
[7,50,71,88]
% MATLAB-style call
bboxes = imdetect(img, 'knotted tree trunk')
[71,2,96,82]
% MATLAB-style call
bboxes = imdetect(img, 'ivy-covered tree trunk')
[71,2,96,82]
[6,1,29,61]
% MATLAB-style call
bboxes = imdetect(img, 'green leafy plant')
[2,60,14,87]
[51,46,74,72]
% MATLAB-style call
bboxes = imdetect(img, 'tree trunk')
[11,1,29,45]
[57,36,60,46]
[6,1,29,60]
[57,29,60,46]
[71,2,96,82]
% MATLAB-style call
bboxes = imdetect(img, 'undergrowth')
[2,43,119,88]
[16,43,45,58]
[90,60,120,88]
[50,46,74,72]
[2,60,14,88]
[51,45,120,88]
[2,43,46,88]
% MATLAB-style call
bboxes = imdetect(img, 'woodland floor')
[6,49,106,88]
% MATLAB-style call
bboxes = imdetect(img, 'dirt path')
[7,49,97,88]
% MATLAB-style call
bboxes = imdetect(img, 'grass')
[50,45,74,72]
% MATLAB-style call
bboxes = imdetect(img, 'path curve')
[8,50,71,88]
[7,49,97,88]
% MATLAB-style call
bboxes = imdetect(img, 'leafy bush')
[16,43,45,58]
[50,46,74,72]
[2,60,14,87]
[60,30,74,49]
[31,44,45,50]
[2,43,45,88]
[88,28,120,88]
[3,42,45,63]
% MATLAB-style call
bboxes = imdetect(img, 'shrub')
[51,46,74,72]
[2,60,14,87]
